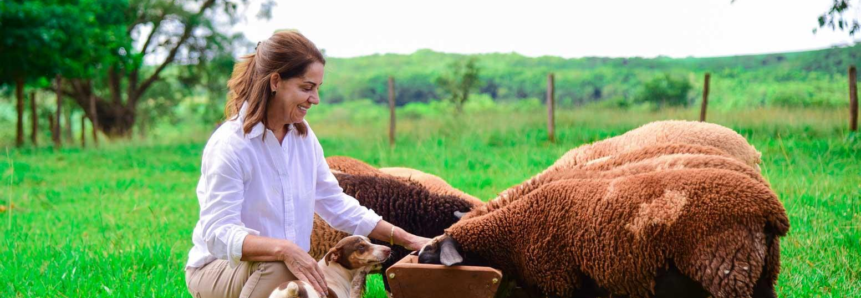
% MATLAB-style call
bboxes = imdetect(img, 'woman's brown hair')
[226,30,326,137]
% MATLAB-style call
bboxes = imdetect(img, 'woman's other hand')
[280,241,329,297]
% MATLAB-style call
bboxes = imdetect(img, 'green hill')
[322,44,861,109]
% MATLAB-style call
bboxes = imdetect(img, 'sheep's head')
[418,235,464,266]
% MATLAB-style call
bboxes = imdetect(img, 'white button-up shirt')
[186,103,382,269]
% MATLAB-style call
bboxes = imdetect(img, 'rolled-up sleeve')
[313,148,382,236]
[196,141,260,268]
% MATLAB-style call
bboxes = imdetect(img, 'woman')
[185,31,430,298]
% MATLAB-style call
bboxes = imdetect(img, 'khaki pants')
[185,260,298,298]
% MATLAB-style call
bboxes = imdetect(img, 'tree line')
[1,0,858,146]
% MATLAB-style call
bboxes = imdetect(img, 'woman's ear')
[269,73,282,92]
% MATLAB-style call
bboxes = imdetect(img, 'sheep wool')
[466,143,737,220]
[325,156,387,176]
[446,169,789,298]
[310,214,349,259]
[550,120,761,171]
[484,153,769,218]
[380,167,483,206]
[326,156,482,206]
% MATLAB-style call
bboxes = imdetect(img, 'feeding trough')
[385,254,504,298]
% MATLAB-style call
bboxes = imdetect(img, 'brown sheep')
[549,120,761,171]
[420,169,789,298]
[485,153,769,219]
[465,143,737,220]
[379,167,484,206]
[325,156,386,176]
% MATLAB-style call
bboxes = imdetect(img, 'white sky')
[233,0,859,58]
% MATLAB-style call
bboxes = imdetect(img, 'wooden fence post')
[89,95,98,147]
[30,91,38,146]
[850,66,858,132]
[54,75,62,148]
[547,73,555,143]
[64,107,72,141]
[388,76,396,147]
[16,79,24,147]
[700,73,710,122]
[48,116,54,145]
[80,115,86,147]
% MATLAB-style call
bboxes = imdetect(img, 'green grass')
[1,106,859,297]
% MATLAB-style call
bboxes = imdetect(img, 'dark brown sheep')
[380,167,484,206]
[420,169,789,298]
[314,156,479,261]
[325,156,482,206]
[309,172,474,291]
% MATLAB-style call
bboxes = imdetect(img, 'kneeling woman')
[185,31,429,298]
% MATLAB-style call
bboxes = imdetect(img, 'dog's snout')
[375,245,393,261]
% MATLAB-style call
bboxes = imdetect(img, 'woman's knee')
[241,262,298,298]
[257,262,297,281]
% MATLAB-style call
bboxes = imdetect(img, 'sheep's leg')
[653,262,710,298]
[675,226,767,298]
[751,235,780,298]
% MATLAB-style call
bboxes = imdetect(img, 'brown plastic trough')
[385,254,503,298]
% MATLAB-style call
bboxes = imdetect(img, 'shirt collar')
[238,101,266,139]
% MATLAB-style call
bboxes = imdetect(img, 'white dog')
[270,235,391,298]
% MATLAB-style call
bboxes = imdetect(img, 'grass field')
[1,106,859,297]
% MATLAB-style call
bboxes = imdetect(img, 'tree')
[0,1,66,146]
[634,74,693,108]
[1,0,131,145]
[435,57,483,113]
[814,0,860,36]
[50,0,270,138]
[734,0,860,36]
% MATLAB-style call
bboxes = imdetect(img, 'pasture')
[1,106,859,297]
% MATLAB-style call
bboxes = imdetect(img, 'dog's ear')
[324,247,340,266]
[440,237,464,266]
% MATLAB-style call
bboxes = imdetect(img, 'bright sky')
[233,0,859,58]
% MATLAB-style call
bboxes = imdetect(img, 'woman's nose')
[309,91,320,105]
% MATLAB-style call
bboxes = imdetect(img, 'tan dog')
[270,235,391,298]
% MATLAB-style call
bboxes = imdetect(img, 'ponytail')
[226,53,257,120]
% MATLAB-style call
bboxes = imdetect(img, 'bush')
[634,74,693,107]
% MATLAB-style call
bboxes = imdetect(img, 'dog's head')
[324,235,391,270]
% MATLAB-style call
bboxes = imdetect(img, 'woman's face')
[267,62,324,126]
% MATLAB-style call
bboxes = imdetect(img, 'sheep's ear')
[440,237,464,266]
[453,211,466,219]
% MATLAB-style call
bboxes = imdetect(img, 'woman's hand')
[401,234,432,251]
[369,221,432,252]
[280,241,329,297]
